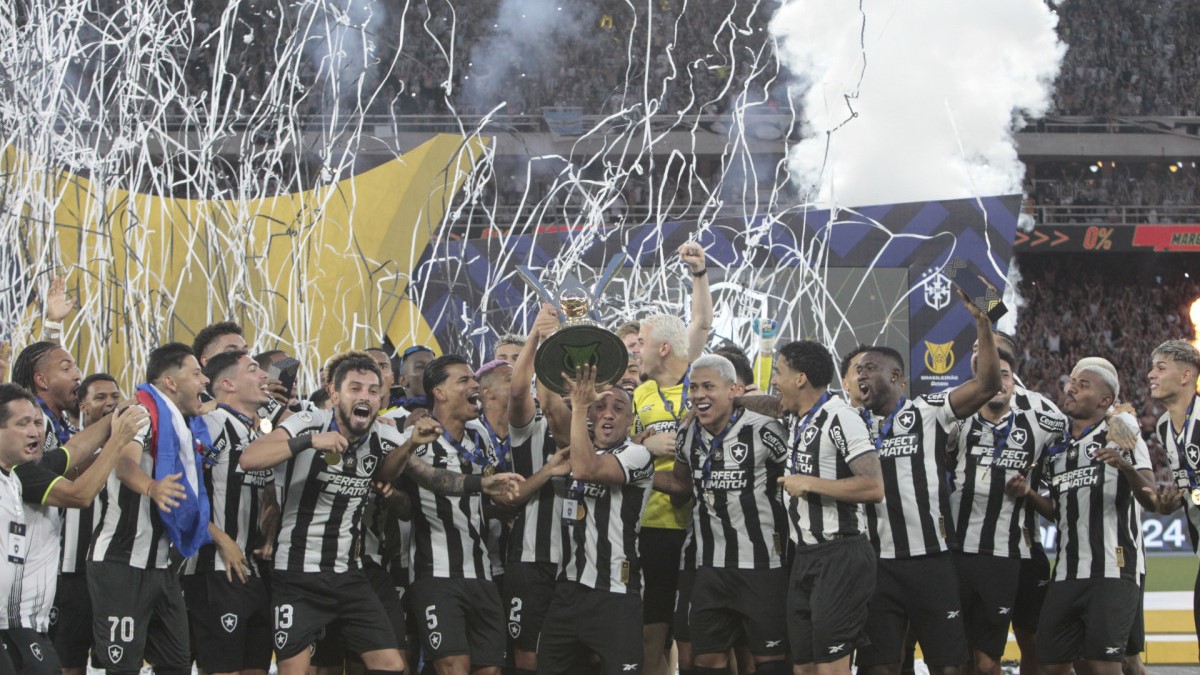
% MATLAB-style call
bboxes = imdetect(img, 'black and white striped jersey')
[675,409,788,568]
[947,402,1066,558]
[401,422,496,581]
[182,407,273,577]
[1043,421,1150,582]
[1157,395,1200,556]
[37,406,99,576]
[59,499,102,575]
[1011,385,1066,554]
[508,411,563,565]
[785,395,876,546]
[863,392,961,559]
[0,468,26,630]
[89,421,172,569]
[273,409,406,573]
[560,442,654,594]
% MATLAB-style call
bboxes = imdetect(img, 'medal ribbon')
[478,415,512,472]
[37,398,73,446]
[1171,396,1199,489]
[217,403,258,431]
[789,392,832,474]
[432,416,492,473]
[656,373,690,428]
[329,415,372,462]
[859,396,907,452]
[981,412,1015,470]
[693,409,742,499]
[1044,420,1100,459]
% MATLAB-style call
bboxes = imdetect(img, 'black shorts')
[87,561,191,673]
[504,561,559,653]
[639,527,686,626]
[409,576,505,667]
[856,552,968,668]
[537,582,644,675]
[787,535,876,665]
[1126,575,1145,656]
[691,566,786,657]
[1012,546,1051,633]
[270,568,399,661]
[954,552,1021,659]
[673,567,696,643]
[1038,577,1139,664]
[311,559,412,667]
[0,627,60,674]
[49,572,92,668]
[181,571,273,672]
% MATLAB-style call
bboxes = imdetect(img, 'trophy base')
[534,323,629,396]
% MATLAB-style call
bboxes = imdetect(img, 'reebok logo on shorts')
[946,610,960,619]
[828,644,846,654]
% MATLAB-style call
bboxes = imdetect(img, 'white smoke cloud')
[462,0,594,114]
[771,0,1065,207]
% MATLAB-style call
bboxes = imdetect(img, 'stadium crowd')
[0,244,1197,675]
[1017,253,1200,480]
[174,0,1200,118]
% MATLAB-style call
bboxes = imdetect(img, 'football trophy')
[516,255,629,395]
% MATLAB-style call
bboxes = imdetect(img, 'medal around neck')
[1191,487,1200,506]
[517,258,628,396]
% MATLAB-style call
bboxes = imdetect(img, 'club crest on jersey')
[1187,444,1200,467]
[221,613,238,633]
[1009,428,1028,448]
[108,645,124,663]
[801,425,819,448]
[29,643,42,661]
[896,411,916,433]
[275,631,288,650]
[359,455,379,477]
[508,621,521,639]
[727,442,749,465]
[48,607,58,626]
[429,631,443,650]
[1084,442,1102,460]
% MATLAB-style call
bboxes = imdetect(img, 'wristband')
[287,435,313,456]
[43,319,63,331]
[690,268,707,278]
[464,474,484,494]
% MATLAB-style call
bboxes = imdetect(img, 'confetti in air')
[0,0,1062,385]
